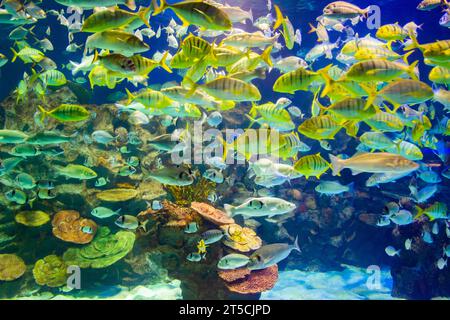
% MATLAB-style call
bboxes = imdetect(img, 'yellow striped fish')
[126,88,174,109]
[38,104,90,122]
[298,115,342,140]
[294,153,331,179]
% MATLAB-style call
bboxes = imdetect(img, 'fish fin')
[125,88,135,104]
[293,235,301,253]
[260,45,273,67]
[414,205,424,220]
[402,50,414,64]
[137,6,151,28]
[347,182,355,195]
[359,83,379,111]
[223,204,235,217]
[329,154,343,176]
[10,47,19,63]
[317,64,334,98]
[308,23,317,34]
[351,169,363,175]
[37,105,48,122]
[273,4,284,30]
[158,51,172,73]
[152,0,166,15]
[125,0,136,10]
[140,219,149,232]
[407,60,419,80]
[404,30,420,51]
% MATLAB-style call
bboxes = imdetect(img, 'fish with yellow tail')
[344,58,419,83]
[273,65,329,94]
[82,6,151,33]
[415,202,447,221]
[294,153,331,179]
[329,152,420,176]
[323,1,371,20]
[297,115,342,140]
[38,104,90,122]
[273,5,295,50]
[86,30,149,57]
[185,76,261,102]
[152,0,232,31]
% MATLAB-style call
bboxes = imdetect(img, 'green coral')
[33,255,68,288]
[62,227,135,269]
[165,178,216,206]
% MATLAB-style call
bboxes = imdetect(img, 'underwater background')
[0,0,448,300]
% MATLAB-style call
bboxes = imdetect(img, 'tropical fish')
[329,152,419,176]
[91,207,121,219]
[217,254,250,270]
[38,104,90,122]
[247,237,300,270]
[54,164,97,180]
[224,197,296,218]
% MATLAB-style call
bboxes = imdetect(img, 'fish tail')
[125,0,136,11]
[183,77,199,97]
[158,51,172,73]
[152,0,167,16]
[308,23,317,34]
[245,114,257,129]
[248,8,254,23]
[137,5,151,28]
[317,64,334,98]
[92,50,99,64]
[414,205,424,220]
[362,6,371,19]
[215,134,230,162]
[359,83,379,111]
[273,5,284,30]
[125,88,135,104]
[404,30,420,51]
[329,154,343,176]
[249,102,258,118]
[28,25,37,37]
[402,50,414,65]
[37,105,48,122]
[347,182,356,195]
[224,204,235,217]
[293,235,301,253]
[407,60,419,80]
[10,47,18,63]
[260,45,273,67]
[140,219,149,232]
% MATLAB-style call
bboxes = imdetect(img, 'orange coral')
[191,202,235,226]
[52,210,97,244]
[218,268,251,282]
[220,265,279,295]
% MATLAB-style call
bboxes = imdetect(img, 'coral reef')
[219,265,279,295]
[221,224,262,252]
[62,227,135,269]
[52,210,97,244]
[32,255,68,288]
[0,254,26,281]
[15,210,51,227]
[191,202,235,226]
